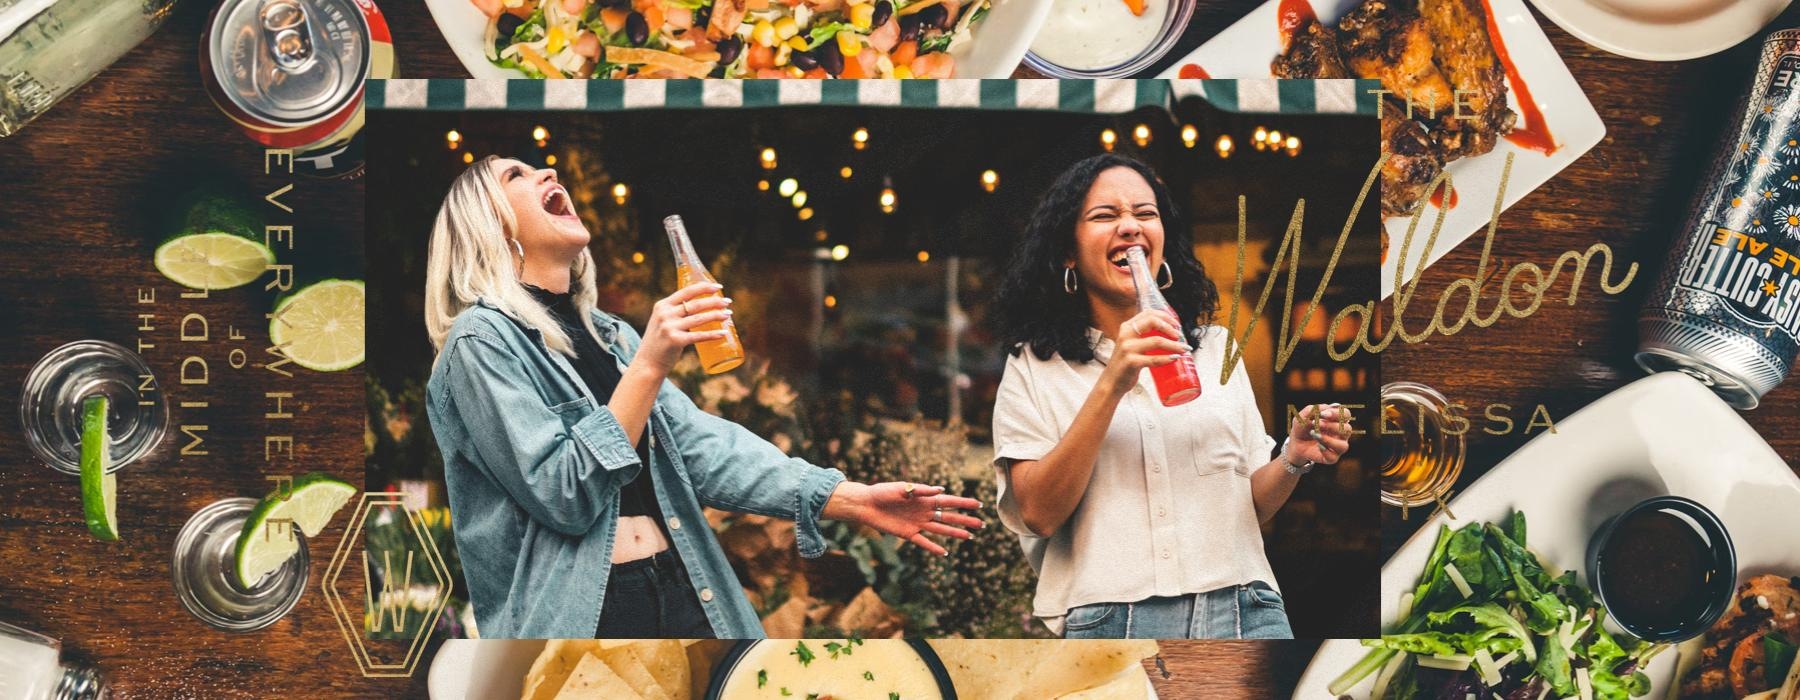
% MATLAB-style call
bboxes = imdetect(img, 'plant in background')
[364,505,470,641]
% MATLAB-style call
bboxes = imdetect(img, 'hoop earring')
[511,238,525,266]
[1063,267,1078,294]
[1157,261,1173,290]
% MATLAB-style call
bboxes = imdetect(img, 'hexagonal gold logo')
[321,491,453,678]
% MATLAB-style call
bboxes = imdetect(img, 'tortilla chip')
[686,640,734,699]
[928,640,1159,700]
[597,650,672,700]
[602,47,716,80]
[623,640,690,700]
[555,653,643,700]
[1054,667,1151,700]
[523,640,605,700]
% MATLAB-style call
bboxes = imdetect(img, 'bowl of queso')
[1021,0,1194,77]
[707,639,957,700]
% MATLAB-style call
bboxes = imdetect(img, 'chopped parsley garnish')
[807,695,820,700]
[757,669,767,688]
[848,633,864,647]
[863,671,875,681]
[779,688,791,697]
[824,640,855,659]
[791,641,815,667]
[890,693,901,700]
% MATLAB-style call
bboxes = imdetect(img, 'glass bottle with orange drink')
[663,215,745,374]
[1124,247,1202,406]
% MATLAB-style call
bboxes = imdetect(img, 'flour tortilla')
[928,640,1159,700]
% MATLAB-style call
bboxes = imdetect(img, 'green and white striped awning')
[369,79,1381,115]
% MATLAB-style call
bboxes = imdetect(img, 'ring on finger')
[680,300,691,316]
[902,483,916,499]
[932,507,943,522]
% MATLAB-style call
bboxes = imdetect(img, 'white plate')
[426,639,1159,698]
[1291,372,1800,698]
[421,0,1051,79]
[1156,0,1606,298]
[1528,0,1793,62]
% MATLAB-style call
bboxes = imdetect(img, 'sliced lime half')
[154,232,275,290]
[79,395,119,541]
[269,279,364,372]
[234,472,356,589]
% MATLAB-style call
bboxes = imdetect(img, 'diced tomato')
[756,68,789,78]
[890,40,917,66]
[809,0,842,9]
[641,4,664,30]
[911,51,953,77]
[600,7,628,31]
[746,43,775,69]
[745,0,770,9]
[471,0,503,18]
[804,67,828,78]
[869,20,898,52]
[1121,0,1145,15]
[560,0,588,13]
[573,30,602,58]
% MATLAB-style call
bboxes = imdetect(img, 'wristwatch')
[1279,437,1315,476]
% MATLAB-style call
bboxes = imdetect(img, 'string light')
[879,187,896,213]
[533,125,548,147]
[757,179,770,191]
[760,147,777,170]
[1215,134,1234,159]
[612,183,630,205]
[1284,135,1301,157]
[916,250,930,263]
[815,230,829,242]
[1132,123,1151,147]
[791,190,808,208]
[1253,126,1269,151]
[1180,124,1197,149]
[462,152,474,164]
[544,154,557,166]
[824,294,838,308]
[831,244,849,261]
[980,169,998,193]
[1100,128,1117,152]
[778,178,799,197]
[840,166,853,179]
[1267,129,1283,148]
[852,127,869,150]
[631,251,646,264]
[798,207,814,221]
[446,129,462,150]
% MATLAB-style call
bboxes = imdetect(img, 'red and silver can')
[200,0,394,178]
[1638,28,1800,409]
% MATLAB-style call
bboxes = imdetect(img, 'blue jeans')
[1061,582,1294,639]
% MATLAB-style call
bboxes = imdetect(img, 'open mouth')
[541,186,577,220]
[1108,243,1148,272]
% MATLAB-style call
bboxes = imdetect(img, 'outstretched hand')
[823,482,985,556]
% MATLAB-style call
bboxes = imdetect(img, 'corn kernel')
[786,36,808,51]
[850,3,874,29]
[774,16,799,40]
[788,65,806,78]
[547,27,567,54]
[894,65,913,79]
[836,30,862,57]
[775,42,793,66]
[752,20,777,47]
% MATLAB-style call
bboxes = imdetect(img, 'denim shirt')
[425,298,846,638]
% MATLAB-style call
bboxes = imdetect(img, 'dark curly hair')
[994,154,1219,363]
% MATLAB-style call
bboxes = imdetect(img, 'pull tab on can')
[260,0,317,72]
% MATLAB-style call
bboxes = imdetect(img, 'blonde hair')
[425,155,601,358]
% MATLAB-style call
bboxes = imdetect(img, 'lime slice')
[269,279,364,372]
[79,395,119,542]
[154,232,275,290]
[234,472,357,589]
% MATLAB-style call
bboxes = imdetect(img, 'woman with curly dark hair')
[989,154,1351,639]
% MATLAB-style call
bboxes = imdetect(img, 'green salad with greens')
[1332,512,1665,700]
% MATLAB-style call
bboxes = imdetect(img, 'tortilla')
[523,640,604,700]
[623,639,691,700]
[686,640,734,699]
[1055,667,1152,700]
[556,653,643,700]
[927,640,1159,700]
[597,650,672,700]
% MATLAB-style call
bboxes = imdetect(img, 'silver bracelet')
[1279,437,1315,476]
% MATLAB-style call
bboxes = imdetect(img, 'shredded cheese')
[1445,563,1474,599]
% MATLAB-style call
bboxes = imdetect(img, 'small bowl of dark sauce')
[1587,496,1736,643]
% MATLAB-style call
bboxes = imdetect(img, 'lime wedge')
[234,472,357,589]
[269,279,364,372]
[79,395,119,542]
[154,232,275,290]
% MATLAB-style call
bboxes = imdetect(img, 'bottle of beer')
[663,215,745,374]
[1124,247,1202,406]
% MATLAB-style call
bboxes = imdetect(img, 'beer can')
[1638,29,1800,409]
[199,0,394,178]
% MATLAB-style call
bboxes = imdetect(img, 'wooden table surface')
[0,1,416,697]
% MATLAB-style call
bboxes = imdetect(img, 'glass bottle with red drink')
[1124,247,1202,407]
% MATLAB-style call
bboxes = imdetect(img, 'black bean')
[709,64,726,78]
[497,13,524,39]
[917,4,947,30]
[715,35,743,64]
[626,11,649,45]
[898,14,921,40]
[791,50,818,71]
[817,40,844,76]
[871,0,893,28]
[693,4,711,28]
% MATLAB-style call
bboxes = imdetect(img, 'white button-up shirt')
[991,326,1280,633]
